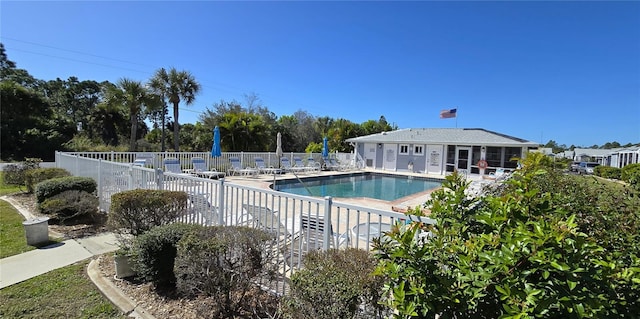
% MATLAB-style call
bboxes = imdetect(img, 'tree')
[360,115,395,136]
[375,154,639,318]
[0,43,41,89]
[149,67,200,152]
[88,101,126,146]
[602,141,621,149]
[328,118,362,152]
[104,78,153,151]
[41,77,104,138]
[0,81,74,160]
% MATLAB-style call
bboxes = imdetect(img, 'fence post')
[323,196,333,251]
[128,164,134,190]
[218,178,225,225]
[156,169,164,190]
[97,159,103,210]
[75,155,79,175]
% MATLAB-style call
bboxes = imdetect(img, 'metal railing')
[62,151,357,174]
[55,151,436,295]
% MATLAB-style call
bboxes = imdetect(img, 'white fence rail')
[61,151,358,173]
[55,151,435,296]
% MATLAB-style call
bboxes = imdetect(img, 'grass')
[0,171,124,318]
[0,260,127,319]
[0,200,36,258]
[0,172,22,196]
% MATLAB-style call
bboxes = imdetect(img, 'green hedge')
[35,176,97,204]
[375,154,640,318]
[2,158,42,187]
[282,248,385,319]
[108,189,188,237]
[131,223,202,289]
[39,190,98,222]
[25,168,71,193]
[175,226,278,318]
[593,165,621,180]
[621,163,640,190]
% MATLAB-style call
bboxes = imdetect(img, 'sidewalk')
[0,232,119,289]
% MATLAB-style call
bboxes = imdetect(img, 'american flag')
[440,108,457,119]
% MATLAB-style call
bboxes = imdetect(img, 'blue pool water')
[273,173,442,201]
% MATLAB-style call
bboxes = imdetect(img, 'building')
[555,147,640,168]
[604,146,640,168]
[346,128,539,176]
[572,148,615,164]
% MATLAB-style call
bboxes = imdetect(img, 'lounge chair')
[328,158,351,171]
[228,157,258,176]
[183,192,222,226]
[284,215,349,268]
[484,168,509,182]
[281,157,306,173]
[163,158,190,176]
[300,214,350,250]
[133,153,154,167]
[242,204,298,239]
[293,156,316,173]
[191,157,225,179]
[254,157,282,175]
[305,158,322,172]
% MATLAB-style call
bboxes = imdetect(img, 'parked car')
[569,161,581,172]
[577,162,599,174]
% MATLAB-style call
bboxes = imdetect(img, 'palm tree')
[148,67,200,152]
[105,78,149,151]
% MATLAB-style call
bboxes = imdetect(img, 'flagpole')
[456,107,458,128]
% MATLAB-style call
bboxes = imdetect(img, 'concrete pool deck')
[220,167,446,213]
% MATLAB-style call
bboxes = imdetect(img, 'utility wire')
[2,37,327,117]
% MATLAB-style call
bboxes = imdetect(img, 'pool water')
[274,173,442,201]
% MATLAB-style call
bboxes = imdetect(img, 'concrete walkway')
[0,232,119,289]
[1,194,155,318]
[0,231,156,318]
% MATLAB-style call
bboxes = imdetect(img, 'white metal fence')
[55,151,435,296]
[61,151,360,173]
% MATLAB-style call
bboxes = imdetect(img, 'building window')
[504,147,522,168]
[414,145,424,155]
[486,147,502,167]
[446,145,455,164]
[399,144,409,155]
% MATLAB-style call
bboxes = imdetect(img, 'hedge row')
[35,176,96,204]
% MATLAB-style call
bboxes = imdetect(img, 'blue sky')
[1,1,639,147]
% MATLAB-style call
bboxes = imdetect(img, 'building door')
[364,143,377,168]
[383,144,397,171]
[456,147,471,172]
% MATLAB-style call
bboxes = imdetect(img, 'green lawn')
[0,200,34,258]
[0,260,126,319]
[0,171,124,318]
[0,172,22,196]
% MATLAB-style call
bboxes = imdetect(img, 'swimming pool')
[273,172,442,201]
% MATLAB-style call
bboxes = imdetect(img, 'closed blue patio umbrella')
[322,136,329,159]
[211,126,222,158]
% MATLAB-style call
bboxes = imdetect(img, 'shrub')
[108,189,188,237]
[281,248,385,319]
[594,165,621,180]
[175,226,279,318]
[25,168,71,193]
[131,223,202,289]
[375,168,640,318]
[39,190,99,223]
[621,163,640,190]
[2,158,42,187]
[35,176,97,204]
